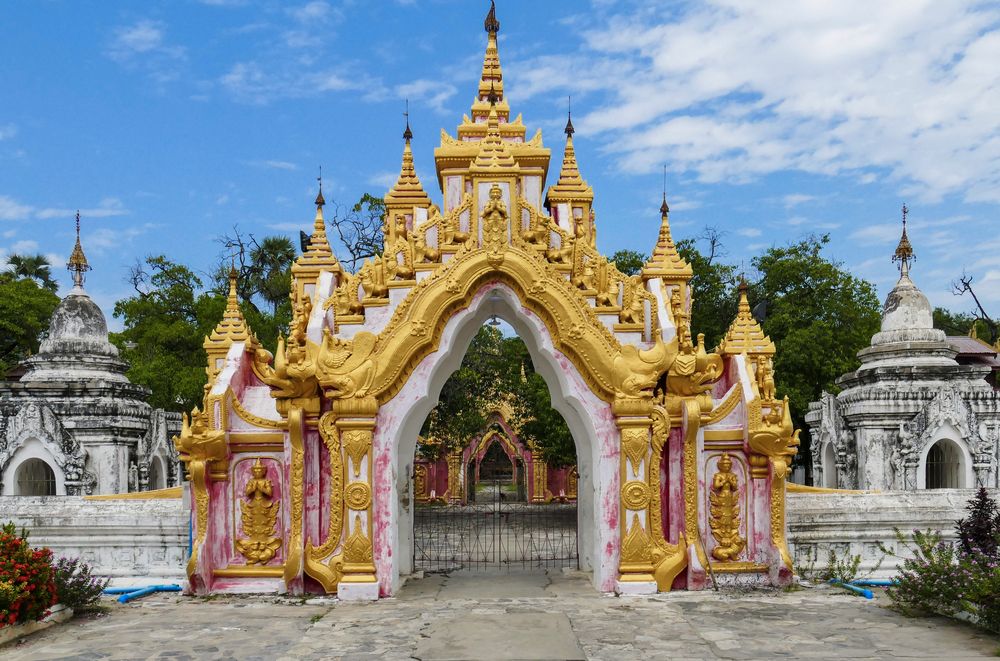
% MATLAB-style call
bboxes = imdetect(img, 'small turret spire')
[473,0,505,117]
[385,109,432,206]
[565,96,575,137]
[402,99,413,142]
[660,165,669,216]
[641,172,691,280]
[892,202,915,277]
[67,210,91,288]
[718,278,775,357]
[315,166,325,208]
[484,0,500,34]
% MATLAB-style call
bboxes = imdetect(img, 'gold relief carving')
[747,394,800,480]
[317,330,377,400]
[446,452,462,500]
[283,408,305,588]
[648,406,687,591]
[345,482,372,510]
[771,473,793,570]
[344,514,374,565]
[307,412,344,561]
[528,280,546,296]
[229,392,285,430]
[173,407,227,582]
[445,277,461,293]
[410,319,428,336]
[235,458,282,565]
[482,183,508,265]
[567,467,578,499]
[359,257,388,300]
[620,513,652,564]
[667,330,723,413]
[709,453,745,563]
[682,399,709,569]
[531,452,548,503]
[414,464,429,501]
[342,430,370,478]
[620,427,648,475]
[621,480,651,510]
[612,334,676,399]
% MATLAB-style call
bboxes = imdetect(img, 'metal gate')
[413,480,578,572]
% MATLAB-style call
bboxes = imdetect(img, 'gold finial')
[565,96,575,136]
[547,101,591,202]
[403,99,413,142]
[67,210,92,288]
[315,166,325,208]
[205,263,251,352]
[892,202,914,277]
[484,0,500,34]
[718,279,775,357]
[660,165,669,216]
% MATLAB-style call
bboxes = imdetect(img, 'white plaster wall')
[1,438,66,496]
[787,490,990,579]
[1,496,187,577]
[372,283,618,596]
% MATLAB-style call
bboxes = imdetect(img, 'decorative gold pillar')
[530,451,547,503]
[334,397,378,592]
[446,451,462,502]
[614,398,657,587]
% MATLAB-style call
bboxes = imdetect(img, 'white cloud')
[245,159,299,171]
[10,240,39,254]
[2,229,15,238]
[0,195,33,221]
[737,227,762,237]
[368,171,399,189]
[35,198,129,220]
[267,222,312,232]
[216,194,230,205]
[0,124,16,141]
[291,1,333,24]
[782,193,814,208]
[219,61,373,104]
[395,79,458,114]
[514,1,1000,203]
[106,19,185,82]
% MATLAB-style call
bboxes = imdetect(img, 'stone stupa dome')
[39,287,120,358]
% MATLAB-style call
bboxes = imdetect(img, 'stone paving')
[6,572,999,660]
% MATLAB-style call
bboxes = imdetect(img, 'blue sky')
[2,0,999,330]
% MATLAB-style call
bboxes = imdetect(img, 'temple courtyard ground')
[5,571,999,660]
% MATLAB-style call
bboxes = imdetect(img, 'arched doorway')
[822,443,838,488]
[16,458,57,496]
[924,439,964,489]
[380,283,608,595]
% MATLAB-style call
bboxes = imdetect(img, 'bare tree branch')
[953,271,998,343]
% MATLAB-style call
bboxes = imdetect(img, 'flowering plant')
[0,522,57,628]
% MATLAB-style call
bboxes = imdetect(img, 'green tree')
[6,253,58,292]
[610,249,647,277]
[933,307,992,339]
[515,369,576,467]
[0,274,60,373]
[677,228,739,349]
[751,235,882,478]
[113,256,225,411]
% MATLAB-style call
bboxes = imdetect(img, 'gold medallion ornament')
[345,482,372,510]
[621,480,651,510]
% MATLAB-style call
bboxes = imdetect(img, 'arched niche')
[822,442,838,488]
[372,282,617,597]
[148,455,166,491]
[1,438,66,496]
[917,425,973,489]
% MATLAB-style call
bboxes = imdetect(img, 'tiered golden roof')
[294,189,341,274]
[717,281,775,356]
[470,1,509,122]
[205,267,251,349]
[385,123,432,208]
[641,196,692,280]
[469,104,520,174]
[545,115,593,204]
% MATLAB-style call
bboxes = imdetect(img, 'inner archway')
[373,282,618,597]
[16,458,57,496]
[924,438,964,489]
[822,442,838,488]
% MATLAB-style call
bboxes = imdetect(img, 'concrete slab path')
[5,571,998,660]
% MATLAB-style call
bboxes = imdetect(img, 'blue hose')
[849,579,896,587]
[103,584,182,603]
[829,580,873,599]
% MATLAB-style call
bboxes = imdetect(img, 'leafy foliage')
[0,522,56,627]
[957,487,1000,557]
[676,229,738,349]
[609,249,647,277]
[52,557,108,612]
[515,370,576,467]
[6,253,58,292]
[887,490,1000,633]
[0,272,61,374]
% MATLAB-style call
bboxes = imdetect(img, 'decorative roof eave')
[385,138,432,209]
[205,268,252,350]
[641,199,692,280]
[468,106,521,174]
[718,282,775,357]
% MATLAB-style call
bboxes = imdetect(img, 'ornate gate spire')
[67,211,91,288]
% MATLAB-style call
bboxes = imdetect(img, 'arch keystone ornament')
[175,3,798,599]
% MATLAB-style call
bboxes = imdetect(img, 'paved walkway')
[6,571,998,660]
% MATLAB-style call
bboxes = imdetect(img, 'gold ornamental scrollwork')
[343,430,370,477]
[620,427,648,475]
[344,514,374,565]
[621,480,651,510]
[345,482,372,510]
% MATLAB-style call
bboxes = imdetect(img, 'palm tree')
[250,236,296,314]
[6,253,58,292]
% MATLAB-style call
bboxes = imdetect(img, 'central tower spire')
[67,211,91,289]
[472,0,508,122]
[892,203,915,278]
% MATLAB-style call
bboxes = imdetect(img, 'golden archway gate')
[175,2,798,600]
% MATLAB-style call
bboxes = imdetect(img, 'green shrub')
[0,522,57,628]
[52,557,109,612]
